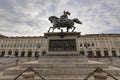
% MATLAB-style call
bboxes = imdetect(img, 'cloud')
[0,0,120,36]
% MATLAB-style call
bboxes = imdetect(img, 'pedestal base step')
[44,54,83,56]
[0,74,119,80]
[38,56,88,62]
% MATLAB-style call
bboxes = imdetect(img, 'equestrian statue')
[48,10,82,32]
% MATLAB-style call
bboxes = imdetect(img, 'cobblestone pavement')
[0,57,36,72]
[89,57,120,68]
[0,57,120,72]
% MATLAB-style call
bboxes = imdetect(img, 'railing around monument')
[13,67,45,80]
[84,67,118,80]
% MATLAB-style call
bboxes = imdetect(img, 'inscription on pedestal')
[49,39,76,51]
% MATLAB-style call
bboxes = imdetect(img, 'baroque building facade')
[0,33,120,57]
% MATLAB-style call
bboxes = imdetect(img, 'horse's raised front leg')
[66,27,69,32]
[72,26,76,32]
[48,27,53,32]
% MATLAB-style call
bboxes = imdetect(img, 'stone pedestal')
[94,72,108,80]
[44,32,81,55]
[22,72,35,80]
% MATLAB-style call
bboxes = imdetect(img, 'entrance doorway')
[35,51,38,57]
[88,51,94,57]
[15,50,19,57]
[112,50,117,57]
[103,48,109,57]
[8,50,12,56]
[0,50,5,57]
[21,51,25,57]
[27,51,32,57]
[96,50,101,58]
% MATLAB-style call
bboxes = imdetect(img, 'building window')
[80,43,82,47]
[24,43,26,47]
[14,43,16,47]
[92,43,94,47]
[4,44,6,48]
[7,43,10,47]
[20,44,22,47]
[27,43,29,48]
[17,43,19,47]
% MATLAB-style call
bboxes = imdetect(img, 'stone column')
[11,49,14,57]
[108,48,112,56]
[25,50,28,57]
[93,49,96,56]
[31,50,35,57]
[94,72,108,80]
[116,48,120,56]
[18,51,21,57]
[4,50,7,56]
[33,50,36,57]
[22,72,35,80]
[101,49,104,57]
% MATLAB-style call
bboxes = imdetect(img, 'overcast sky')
[0,0,120,36]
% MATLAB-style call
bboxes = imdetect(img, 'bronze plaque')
[49,39,76,51]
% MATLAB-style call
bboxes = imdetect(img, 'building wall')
[78,34,120,57]
[0,37,47,57]
[0,34,120,57]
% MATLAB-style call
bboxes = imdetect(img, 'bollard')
[94,72,108,80]
[22,72,35,80]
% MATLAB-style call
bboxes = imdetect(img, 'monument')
[45,10,82,55]
[0,11,119,80]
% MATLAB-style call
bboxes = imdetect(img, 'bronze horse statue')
[48,11,82,32]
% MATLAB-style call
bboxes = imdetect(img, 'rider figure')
[60,10,71,22]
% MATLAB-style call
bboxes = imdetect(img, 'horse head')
[48,16,59,23]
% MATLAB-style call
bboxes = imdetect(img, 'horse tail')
[73,18,82,24]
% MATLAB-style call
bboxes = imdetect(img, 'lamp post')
[84,42,89,58]
[36,43,41,60]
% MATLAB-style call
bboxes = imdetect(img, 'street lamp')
[36,43,41,60]
[84,42,89,58]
